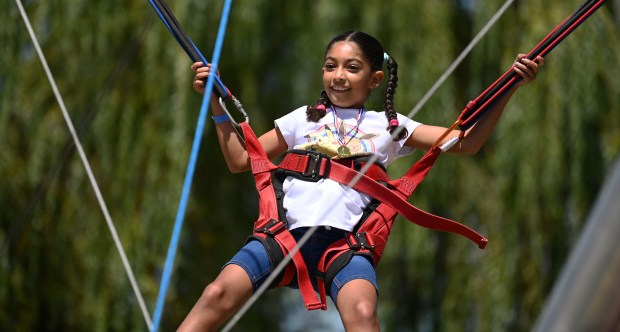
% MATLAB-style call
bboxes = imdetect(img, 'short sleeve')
[274,106,307,151]
[396,113,422,156]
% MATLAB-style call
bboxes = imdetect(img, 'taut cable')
[13,0,152,329]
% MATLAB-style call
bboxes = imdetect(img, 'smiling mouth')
[331,86,350,92]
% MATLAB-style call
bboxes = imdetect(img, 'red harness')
[240,121,486,310]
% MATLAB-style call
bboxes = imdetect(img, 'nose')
[334,67,346,81]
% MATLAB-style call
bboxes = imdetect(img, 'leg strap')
[253,219,326,310]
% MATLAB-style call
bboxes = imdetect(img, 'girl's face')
[322,41,384,108]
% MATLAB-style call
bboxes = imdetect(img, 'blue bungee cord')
[150,0,234,330]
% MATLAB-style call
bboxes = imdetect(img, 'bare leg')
[335,279,380,332]
[177,264,253,332]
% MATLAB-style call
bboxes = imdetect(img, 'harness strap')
[241,122,326,310]
[272,225,326,310]
[279,149,488,248]
[334,155,487,248]
[316,238,353,305]
[279,152,390,183]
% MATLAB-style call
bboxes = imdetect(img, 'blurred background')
[2,0,619,331]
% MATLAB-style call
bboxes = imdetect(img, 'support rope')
[150,0,234,331]
[406,0,515,121]
[13,0,153,329]
[1,19,150,259]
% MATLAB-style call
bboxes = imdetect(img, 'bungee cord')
[148,0,231,100]
[12,0,153,329]
[149,0,234,331]
[456,0,607,130]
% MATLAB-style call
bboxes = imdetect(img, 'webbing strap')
[328,154,488,248]
[275,144,487,247]
[273,229,325,310]
[241,122,325,310]
[316,239,351,306]
[279,152,390,183]
[458,0,607,130]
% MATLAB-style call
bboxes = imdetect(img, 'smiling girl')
[179,31,543,331]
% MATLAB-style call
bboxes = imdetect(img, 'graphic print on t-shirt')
[295,124,379,159]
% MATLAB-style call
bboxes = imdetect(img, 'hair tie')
[316,104,326,111]
[383,52,390,63]
[389,119,399,127]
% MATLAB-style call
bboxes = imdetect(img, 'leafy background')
[1,0,619,331]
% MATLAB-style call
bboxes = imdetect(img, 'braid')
[306,89,331,122]
[384,56,407,141]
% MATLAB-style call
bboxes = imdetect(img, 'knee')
[341,299,379,329]
[198,281,231,310]
[352,300,378,322]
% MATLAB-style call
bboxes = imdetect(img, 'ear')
[369,70,384,89]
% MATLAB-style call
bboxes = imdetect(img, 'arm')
[406,54,544,154]
[191,62,288,173]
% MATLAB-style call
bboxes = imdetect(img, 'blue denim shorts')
[225,227,378,302]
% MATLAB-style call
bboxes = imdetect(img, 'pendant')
[337,146,351,157]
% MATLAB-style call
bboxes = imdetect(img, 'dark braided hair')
[306,31,408,141]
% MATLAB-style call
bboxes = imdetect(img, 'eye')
[347,64,361,72]
[324,63,336,71]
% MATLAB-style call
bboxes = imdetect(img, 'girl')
[179,31,543,331]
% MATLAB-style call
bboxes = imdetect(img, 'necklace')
[330,106,364,157]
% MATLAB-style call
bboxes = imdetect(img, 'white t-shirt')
[275,105,421,231]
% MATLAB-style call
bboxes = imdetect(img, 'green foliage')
[1,0,618,331]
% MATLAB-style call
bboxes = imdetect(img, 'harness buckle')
[303,152,329,179]
[256,219,287,236]
[346,232,375,250]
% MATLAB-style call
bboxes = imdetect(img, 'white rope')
[406,0,516,120]
[13,1,153,329]
[353,0,516,186]
[221,226,318,332]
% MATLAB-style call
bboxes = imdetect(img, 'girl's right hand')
[191,62,219,95]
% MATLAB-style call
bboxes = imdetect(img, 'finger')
[193,80,205,93]
[191,62,204,72]
[520,61,537,77]
[195,67,211,75]
[513,63,535,82]
[517,57,539,75]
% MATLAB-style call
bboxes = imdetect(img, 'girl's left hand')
[514,54,545,86]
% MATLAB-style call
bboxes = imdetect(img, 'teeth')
[332,86,349,92]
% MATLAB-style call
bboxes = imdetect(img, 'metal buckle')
[302,152,328,179]
[346,232,375,250]
[256,219,286,236]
